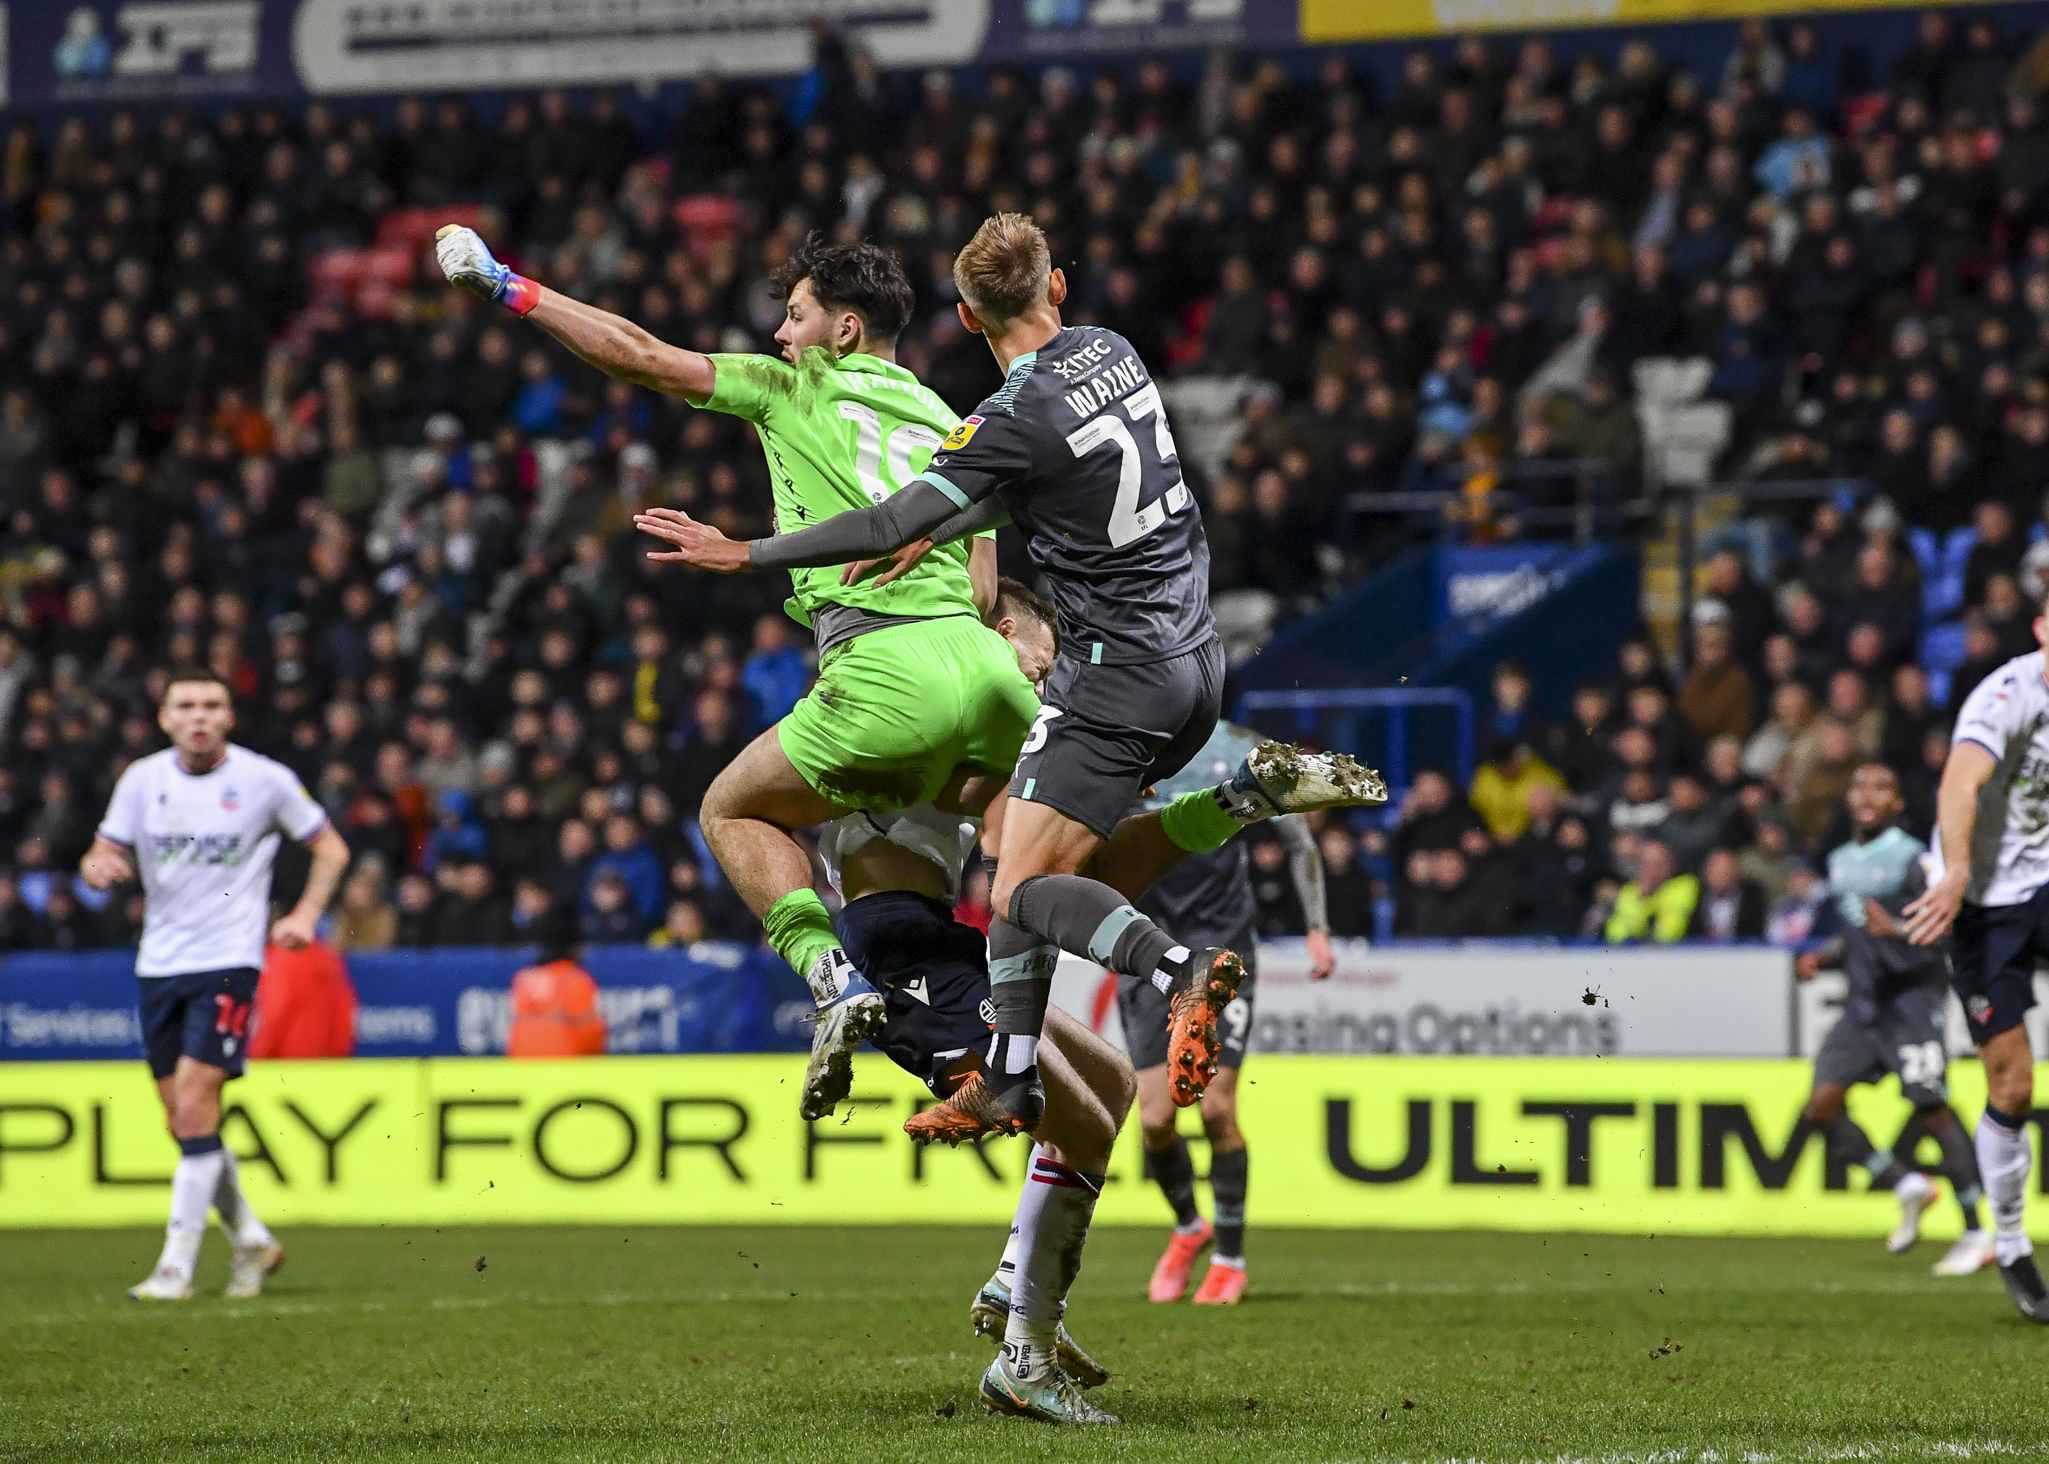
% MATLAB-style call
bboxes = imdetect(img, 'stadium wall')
[0,1054,2021,1239]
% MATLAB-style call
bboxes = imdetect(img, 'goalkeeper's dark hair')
[770,235,916,346]
[991,577,1059,656]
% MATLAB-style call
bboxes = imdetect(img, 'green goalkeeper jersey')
[704,347,980,643]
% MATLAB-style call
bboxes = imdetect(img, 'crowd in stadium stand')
[0,12,2044,951]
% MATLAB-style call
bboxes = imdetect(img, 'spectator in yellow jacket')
[1468,739,1569,844]
[1605,839,1700,944]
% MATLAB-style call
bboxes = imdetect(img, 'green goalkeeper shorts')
[777,615,1040,814]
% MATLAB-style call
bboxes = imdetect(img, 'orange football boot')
[1167,949,1245,1106]
[903,1070,1040,1145]
[1192,1260,1248,1306]
[1148,1219,1213,1302]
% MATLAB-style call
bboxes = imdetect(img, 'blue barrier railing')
[1233,688,1476,799]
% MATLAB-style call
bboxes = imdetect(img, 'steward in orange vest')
[506,908,606,1057]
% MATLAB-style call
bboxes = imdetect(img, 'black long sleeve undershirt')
[745,480,960,571]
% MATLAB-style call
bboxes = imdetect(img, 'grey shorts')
[1813,985,1950,1109]
[1117,943,1257,1073]
[1010,637,1225,840]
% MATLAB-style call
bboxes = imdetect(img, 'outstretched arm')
[528,290,717,401]
[436,226,716,401]
[633,480,962,574]
[839,498,1015,591]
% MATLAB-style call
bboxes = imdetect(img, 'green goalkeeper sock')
[763,889,842,999]
[1160,788,1242,853]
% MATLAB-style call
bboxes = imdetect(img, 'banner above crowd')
[5,0,1978,108]
[3,0,1299,107]
[1299,0,1965,41]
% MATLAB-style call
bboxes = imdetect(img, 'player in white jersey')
[80,673,351,1301]
[1905,636,2049,1320]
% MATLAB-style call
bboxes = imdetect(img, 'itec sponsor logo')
[1047,338,1115,379]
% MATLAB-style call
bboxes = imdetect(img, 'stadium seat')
[674,194,741,264]
[1907,528,1938,582]
[1919,621,1967,675]
[1941,527,1977,578]
[1923,572,1964,624]
[1921,619,1968,710]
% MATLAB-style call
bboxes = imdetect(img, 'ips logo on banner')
[1024,0,1246,27]
[51,1,258,99]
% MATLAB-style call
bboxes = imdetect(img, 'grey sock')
[1825,1114,1907,1189]
[985,916,1057,1073]
[1010,873,1190,988]
[1211,1145,1248,1262]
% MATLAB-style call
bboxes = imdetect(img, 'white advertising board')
[1051,940,1794,1060]
[1795,971,2049,1061]
[291,0,991,93]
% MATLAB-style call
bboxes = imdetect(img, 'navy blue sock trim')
[1984,1105,2029,1132]
[178,1133,223,1156]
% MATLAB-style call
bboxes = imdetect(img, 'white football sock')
[160,1144,226,1276]
[986,1033,1039,1075]
[995,1143,1048,1299]
[212,1151,273,1249]
[155,1226,202,1276]
[991,1150,1038,1297]
[1001,1151,1102,1382]
[1975,1112,2033,1266]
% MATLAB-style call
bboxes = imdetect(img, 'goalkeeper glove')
[434,224,541,315]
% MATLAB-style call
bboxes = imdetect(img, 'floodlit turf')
[1,1226,2043,1462]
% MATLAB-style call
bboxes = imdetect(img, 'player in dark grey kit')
[1797,764,1991,1275]
[1117,722,1334,1308]
[639,214,1380,1409]
[641,213,1382,1159]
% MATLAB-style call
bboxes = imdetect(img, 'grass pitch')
[2,1225,2043,1462]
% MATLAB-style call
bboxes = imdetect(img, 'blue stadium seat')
[1919,621,1967,672]
[1928,668,1952,707]
[1924,572,1964,623]
[1908,528,1938,581]
[1941,527,1977,577]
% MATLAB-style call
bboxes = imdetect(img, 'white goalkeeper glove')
[434,224,540,315]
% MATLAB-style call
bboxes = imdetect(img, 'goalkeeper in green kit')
[435,225,1037,1120]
